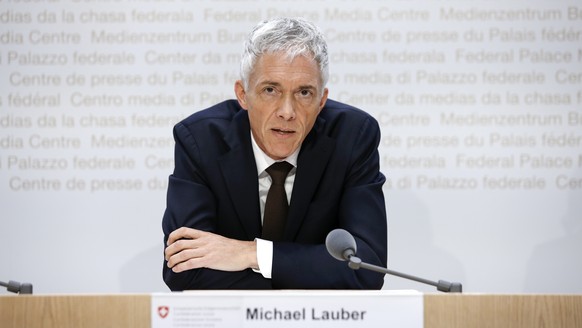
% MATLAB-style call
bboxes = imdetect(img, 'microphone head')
[325,228,357,261]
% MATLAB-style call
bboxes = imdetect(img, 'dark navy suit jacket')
[162,99,387,290]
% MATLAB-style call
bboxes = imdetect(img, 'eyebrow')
[257,80,317,91]
[257,80,282,88]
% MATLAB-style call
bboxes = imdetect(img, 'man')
[162,17,387,290]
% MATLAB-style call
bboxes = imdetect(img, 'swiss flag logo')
[158,306,169,319]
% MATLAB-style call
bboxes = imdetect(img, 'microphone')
[0,280,33,294]
[325,229,462,293]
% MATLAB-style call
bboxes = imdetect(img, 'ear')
[234,80,249,110]
[318,88,329,111]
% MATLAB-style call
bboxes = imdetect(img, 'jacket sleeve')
[161,122,270,290]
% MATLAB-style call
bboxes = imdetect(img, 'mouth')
[271,128,295,135]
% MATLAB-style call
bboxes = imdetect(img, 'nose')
[277,96,296,120]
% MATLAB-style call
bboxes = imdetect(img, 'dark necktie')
[262,161,293,241]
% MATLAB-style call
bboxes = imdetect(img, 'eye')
[264,86,276,94]
[298,89,313,97]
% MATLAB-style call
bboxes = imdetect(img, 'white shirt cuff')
[252,238,273,279]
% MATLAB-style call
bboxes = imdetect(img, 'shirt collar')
[251,132,299,176]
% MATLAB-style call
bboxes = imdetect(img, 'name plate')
[152,290,423,328]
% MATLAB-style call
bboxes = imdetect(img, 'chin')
[267,143,298,159]
[270,153,291,160]
[268,149,294,160]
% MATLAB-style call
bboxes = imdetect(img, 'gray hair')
[240,17,329,91]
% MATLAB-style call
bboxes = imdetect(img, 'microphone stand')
[348,256,462,293]
[0,280,33,294]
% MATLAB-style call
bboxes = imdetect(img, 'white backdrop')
[1,0,581,294]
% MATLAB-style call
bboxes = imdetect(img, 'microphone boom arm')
[348,255,462,293]
[325,228,462,293]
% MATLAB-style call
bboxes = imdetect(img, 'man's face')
[235,52,328,160]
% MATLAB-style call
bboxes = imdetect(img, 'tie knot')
[266,161,293,186]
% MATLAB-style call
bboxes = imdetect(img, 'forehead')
[250,52,322,86]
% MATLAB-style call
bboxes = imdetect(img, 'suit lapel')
[218,111,262,239]
[285,116,335,240]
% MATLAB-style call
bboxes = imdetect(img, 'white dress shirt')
[250,132,299,279]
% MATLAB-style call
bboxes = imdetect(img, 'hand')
[165,227,258,273]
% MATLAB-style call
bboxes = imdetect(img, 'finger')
[172,257,205,273]
[166,246,197,267]
[169,250,210,272]
[165,238,200,260]
[167,227,189,245]
[167,227,201,245]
